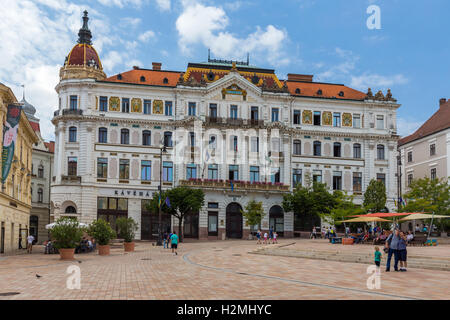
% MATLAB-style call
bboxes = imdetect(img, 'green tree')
[363,179,387,213]
[50,217,85,249]
[241,200,265,232]
[87,219,116,245]
[146,186,205,241]
[116,217,139,243]
[327,190,365,226]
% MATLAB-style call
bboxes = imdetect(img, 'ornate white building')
[50,12,400,240]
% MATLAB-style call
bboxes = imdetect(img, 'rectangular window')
[122,98,130,113]
[353,172,362,192]
[165,101,173,116]
[188,102,196,116]
[208,164,218,180]
[119,159,130,180]
[431,168,437,180]
[209,104,217,118]
[229,165,239,181]
[97,158,108,178]
[250,166,260,183]
[376,173,386,186]
[163,161,173,182]
[407,173,413,186]
[353,114,361,128]
[208,203,219,209]
[313,170,322,183]
[293,110,301,125]
[141,160,152,181]
[208,212,218,236]
[186,164,197,179]
[68,157,77,176]
[271,168,280,183]
[272,108,279,122]
[293,169,302,187]
[144,100,151,114]
[353,144,361,159]
[333,113,341,127]
[97,197,108,209]
[333,171,342,190]
[251,107,259,120]
[407,151,413,163]
[313,111,321,126]
[230,105,238,119]
[70,95,78,110]
[189,132,195,147]
[376,115,384,129]
[99,96,108,112]
[430,144,436,156]
[118,198,128,211]
[251,137,259,152]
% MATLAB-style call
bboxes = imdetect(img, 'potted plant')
[50,217,84,260]
[116,217,138,252]
[88,219,116,256]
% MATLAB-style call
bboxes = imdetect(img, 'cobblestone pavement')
[0,239,449,300]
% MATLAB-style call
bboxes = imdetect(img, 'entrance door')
[226,203,243,239]
[184,211,199,238]
[30,216,38,243]
[1,223,5,254]
[269,205,284,237]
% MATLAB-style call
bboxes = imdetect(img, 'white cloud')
[350,74,409,90]
[397,117,422,138]
[316,47,358,81]
[155,0,171,11]
[175,1,289,66]
[120,17,142,28]
[96,0,145,8]
[138,30,156,42]
[102,51,124,72]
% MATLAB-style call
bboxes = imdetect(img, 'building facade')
[399,98,450,193]
[50,12,400,240]
[0,83,39,254]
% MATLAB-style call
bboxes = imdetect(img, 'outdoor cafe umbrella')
[342,217,390,223]
[399,213,450,237]
[45,222,88,229]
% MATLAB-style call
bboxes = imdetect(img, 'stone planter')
[98,244,110,256]
[59,248,75,260]
[124,242,135,252]
[342,238,354,245]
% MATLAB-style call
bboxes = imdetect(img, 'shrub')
[87,219,116,245]
[50,217,85,249]
[116,217,138,243]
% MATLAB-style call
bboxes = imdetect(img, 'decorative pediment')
[221,84,247,100]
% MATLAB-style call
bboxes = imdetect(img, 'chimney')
[287,73,314,82]
[439,98,447,106]
[152,62,162,71]
[133,66,139,70]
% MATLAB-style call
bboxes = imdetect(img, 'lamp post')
[396,154,402,213]
[156,144,167,246]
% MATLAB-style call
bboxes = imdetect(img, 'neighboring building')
[399,98,450,192]
[0,83,39,254]
[51,12,400,240]
[21,94,55,244]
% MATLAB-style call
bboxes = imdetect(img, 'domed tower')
[60,11,106,81]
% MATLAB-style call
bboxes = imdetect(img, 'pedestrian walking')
[269,227,274,243]
[385,229,401,272]
[256,230,262,244]
[273,232,278,244]
[170,231,179,255]
[163,231,168,249]
[374,246,382,269]
[26,234,35,254]
[398,231,408,272]
[263,232,268,244]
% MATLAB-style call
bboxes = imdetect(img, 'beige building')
[0,83,39,254]
[399,98,450,192]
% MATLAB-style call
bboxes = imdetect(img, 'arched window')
[140,76,146,82]
[163,78,169,84]
[163,131,173,147]
[295,88,301,94]
[121,129,130,144]
[65,206,77,214]
[38,165,44,178]
[313,141,321,156]
[377,144,385,160]
[353,143,361,158]
[293,140,301,155]
[333,142,341,157]
[37,188,43,203]
[69,126,77,142]
[142,130,151,146]
[98,127,107,143]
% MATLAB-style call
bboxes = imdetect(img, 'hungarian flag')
[2,105,22,184]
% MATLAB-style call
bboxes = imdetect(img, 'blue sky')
[1,0,449,140]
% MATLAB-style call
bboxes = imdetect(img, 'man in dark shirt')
[385,229,401,272]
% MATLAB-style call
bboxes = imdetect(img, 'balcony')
[62,109,83,116]
[249,119,264,127]
[179,179,289,192]
[61,175,81,183]
[205,116,223,124]
[226,118,244,126]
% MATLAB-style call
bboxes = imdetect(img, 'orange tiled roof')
[29,121,40,132]
[286,81,367,101]
[103,68,181,87]
[398,99,450,146]
[44,141,55,153]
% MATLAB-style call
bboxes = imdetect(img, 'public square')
[1,239,449,300]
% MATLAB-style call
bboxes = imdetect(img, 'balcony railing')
[226,118,244,126]
[179,179,289,192]
[205,116,223,124]
[62,109,83,116]
[61,175,81,183]
[249,119,264,126]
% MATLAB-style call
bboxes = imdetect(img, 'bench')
[410,235,427,246]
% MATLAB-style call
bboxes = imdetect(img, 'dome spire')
[77,10,92,45]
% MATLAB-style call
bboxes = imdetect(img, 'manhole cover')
[141,258,151,261]
[237,272,248,275]
[0,292,20,296]
[232,254,241,256]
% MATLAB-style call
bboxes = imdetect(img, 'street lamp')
[156,143,167,246]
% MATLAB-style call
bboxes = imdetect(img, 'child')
[263,232,268,245]
[374,246,382,269]
[256,230,262,244]
[273,232,278,244]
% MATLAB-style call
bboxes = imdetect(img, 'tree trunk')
[178,216,183,243]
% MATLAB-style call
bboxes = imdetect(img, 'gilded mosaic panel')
[342,113,352,127]
[131,98,142,113]
[109,97,120,112]
[302,110,312,124]
[322,111,332,126]
[153,100,164,114]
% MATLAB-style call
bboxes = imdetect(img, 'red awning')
[352,212,424,218]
